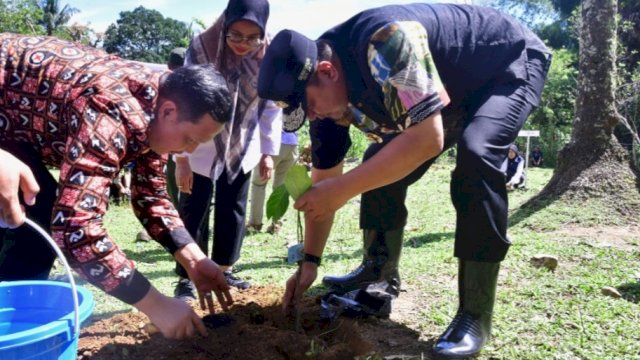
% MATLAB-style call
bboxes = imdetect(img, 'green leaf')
[283,164,312,200]
[266,184,289,221]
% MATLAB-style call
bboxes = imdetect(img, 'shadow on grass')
[240,232,454,273]
[135,268,178,281]
[618,281,640,304]
[508,194,555,228]
[240,248,366,272]
[509,147,640,228]
[121,247,173,263]
[406,232,453,248]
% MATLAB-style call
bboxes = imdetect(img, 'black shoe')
[224,271,251,290]
[432,310,487,359]
[433,260,500,359]
[173,277,196,302]
[322,260,381,294]
[323,229,403,295]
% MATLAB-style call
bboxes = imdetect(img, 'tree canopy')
[102,6,191,63]
[0,0,45,35]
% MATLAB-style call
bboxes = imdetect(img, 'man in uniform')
[0,34,233,339]
[257,3,550,358]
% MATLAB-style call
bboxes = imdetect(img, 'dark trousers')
[0,142,58,280]
[175,169,251,278]
[360,49,550,263]
[165,157,179,205]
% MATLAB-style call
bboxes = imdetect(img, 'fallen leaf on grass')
[601,286,622,299]
[530,254,559,272]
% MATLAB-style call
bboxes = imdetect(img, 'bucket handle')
[24,218,81,337]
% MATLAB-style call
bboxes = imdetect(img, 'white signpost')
[518,130,540,188]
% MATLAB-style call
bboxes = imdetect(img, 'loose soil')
[78,286,435,359]
[552,224,640,251]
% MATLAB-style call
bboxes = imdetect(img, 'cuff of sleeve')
[157,227,194,254]
[405,94,444,127]
[108,270,152,305]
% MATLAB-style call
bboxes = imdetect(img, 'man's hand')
[135,286,208,339]
[259,154,274,181]
[174,156,193,194]
[282,261,318,312]
[0,149,39,228]
[294,177,349,222]
[175,243,233,314]
[188,258,233,314]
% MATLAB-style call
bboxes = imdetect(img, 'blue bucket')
[0,281,94,359]
[0,219,95,359]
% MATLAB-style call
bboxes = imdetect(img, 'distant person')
[506,144,526,190]
[171,0,282,301]
[247,129,298,234]
[530,145,543,167]
[168,47,187,70]
[111,162,133,205]
[0,33,234,339]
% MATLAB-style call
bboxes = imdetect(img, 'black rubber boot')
[433,260,500,359]
[322,229,403,295]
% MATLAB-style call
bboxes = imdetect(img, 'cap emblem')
[298,57,312,81]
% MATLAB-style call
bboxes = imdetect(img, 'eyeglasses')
[225,32,263,48]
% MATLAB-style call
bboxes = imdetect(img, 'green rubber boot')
[433,259,500,359]
[322,229,403,296]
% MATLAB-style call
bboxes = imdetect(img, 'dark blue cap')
[258,29,317,132]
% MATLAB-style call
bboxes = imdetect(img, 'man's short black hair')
[316,40,334,62]
[167,47,186,70]
[159,63,232,124]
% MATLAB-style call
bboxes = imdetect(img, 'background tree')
[527,48,578,167]
[0,0,45,34]
[491,0,640,168]
[38,0,78,36]
[490,0,581,166]
[616,0,640,166]
[66,22,102,47]
[522,0,640,220]
[102,6,189,63]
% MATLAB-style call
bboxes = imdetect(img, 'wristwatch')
[302,253,321,266]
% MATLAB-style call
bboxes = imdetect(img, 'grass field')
[65,159,640,359]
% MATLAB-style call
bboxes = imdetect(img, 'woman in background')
[172,0,282,301]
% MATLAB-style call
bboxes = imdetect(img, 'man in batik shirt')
[0,34,233,339]
[257,4,551,358]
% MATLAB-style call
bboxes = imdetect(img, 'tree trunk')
[528,0,640,217]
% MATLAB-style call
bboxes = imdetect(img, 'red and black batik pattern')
[0,34,189,304]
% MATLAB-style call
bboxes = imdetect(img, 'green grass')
[60,160,640,358]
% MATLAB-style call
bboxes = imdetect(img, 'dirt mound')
[78,285,432,359]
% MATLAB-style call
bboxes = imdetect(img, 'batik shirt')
[346,21,449,143]
[0,34,190,304]
[310,4,549,169]
[310,21,449,168]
